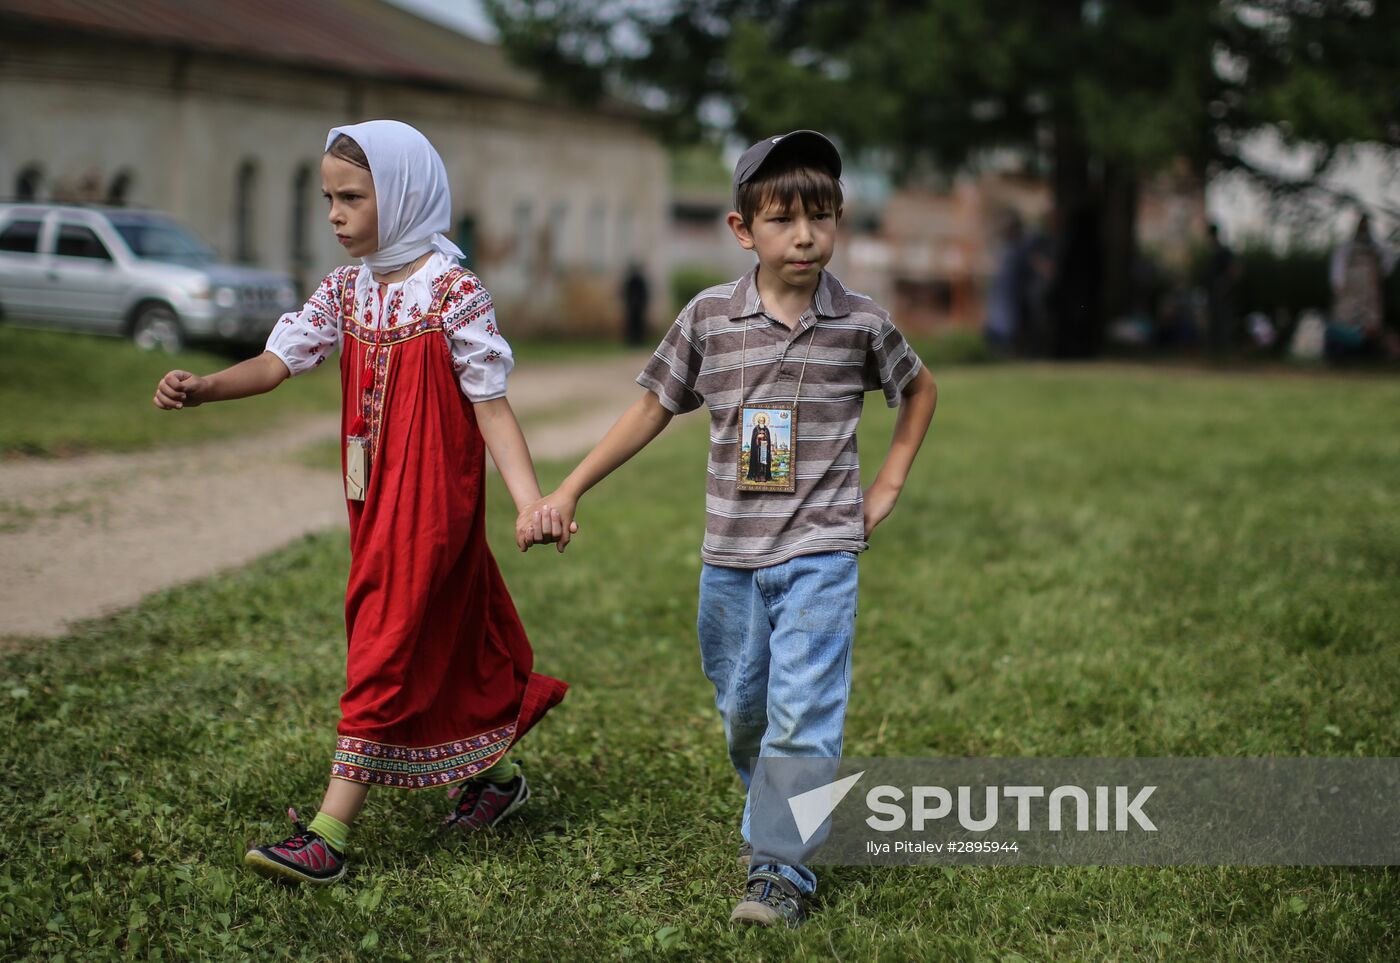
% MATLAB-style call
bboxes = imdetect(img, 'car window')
[55,224,112,260]
[0,219,42,254]
[109,216,216,265]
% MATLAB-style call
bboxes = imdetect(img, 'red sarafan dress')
[303,261,566,790]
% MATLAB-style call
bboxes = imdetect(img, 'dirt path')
[0,352,651,639]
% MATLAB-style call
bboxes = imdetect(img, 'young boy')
[521,130,936,926]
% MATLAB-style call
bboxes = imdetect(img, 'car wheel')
[132,305,185,353]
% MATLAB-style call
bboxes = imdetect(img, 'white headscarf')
[325,119,464,272]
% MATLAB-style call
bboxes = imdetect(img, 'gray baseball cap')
[732,130,842,211]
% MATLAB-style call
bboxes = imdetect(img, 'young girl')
[153,120,569,884]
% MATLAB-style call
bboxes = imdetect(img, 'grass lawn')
[3,366,1398,960]
[0,328,342,457]
[0,327,632,458]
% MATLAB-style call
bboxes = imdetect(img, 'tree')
[486,0,1400,355]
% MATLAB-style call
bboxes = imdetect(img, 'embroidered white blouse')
[265,252,514,403]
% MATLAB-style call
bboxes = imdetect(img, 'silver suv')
[0,203,299,352]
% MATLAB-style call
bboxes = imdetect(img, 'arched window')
[107,169,134,207]
[589,200,607,273]
[547,201,568,272]
[234,159,259,263]
[15,165,43,201]
[513,200,533,274]
[290,162,314,287]
[617,204,635,265]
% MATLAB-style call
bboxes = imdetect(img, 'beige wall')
[0,33,669,336]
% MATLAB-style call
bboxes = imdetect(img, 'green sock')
[477,755,519,784]
[308,811,350,853]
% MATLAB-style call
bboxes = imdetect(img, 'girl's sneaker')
[443,771,530,831]
[244,808,347,885]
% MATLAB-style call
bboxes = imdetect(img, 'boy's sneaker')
[244,808,347,885]
[443,771,530,831]
[738,840,752,868]
[730,870,808,928]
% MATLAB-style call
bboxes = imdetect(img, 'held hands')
[863,480,900,539]
[515,491,579,554]
[153,370,209,409]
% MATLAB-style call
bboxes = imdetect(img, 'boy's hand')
[153,370,208,409]
[863,481,900,539]
[516,492,579,554]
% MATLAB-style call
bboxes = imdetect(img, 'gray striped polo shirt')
[637,268,923,568]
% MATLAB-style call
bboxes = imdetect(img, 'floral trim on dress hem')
[330,723,515,790]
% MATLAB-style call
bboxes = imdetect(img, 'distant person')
[516,130,937,928]
[1157,281,1202,349]
[1019,216,1056,357]
[984,215,1027,356]
[1289,309,1328,362]
[621,261,650,346]
[1205,222,1240,356]
[1327,214,1392,360]
[153,120,568,885]
[1246,312,1277,351]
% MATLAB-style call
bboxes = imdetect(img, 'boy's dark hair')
[326,133,371,171]
[737,160,843,228]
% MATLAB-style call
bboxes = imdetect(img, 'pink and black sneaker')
[244,808,347,885]
[443,771,531,832]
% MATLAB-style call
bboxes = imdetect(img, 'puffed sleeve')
[442,273,514,402]
[265,267,351,375]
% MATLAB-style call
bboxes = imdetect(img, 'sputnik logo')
[787,771,865,843]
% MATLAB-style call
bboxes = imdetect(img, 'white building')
[0,0,668,335]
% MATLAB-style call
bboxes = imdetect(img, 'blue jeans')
[698,551,859,896]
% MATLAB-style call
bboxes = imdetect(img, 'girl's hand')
[153,370,209,409]
[516,492,579,553]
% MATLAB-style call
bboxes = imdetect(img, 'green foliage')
[0,329,633,458]
[0,328,339,457]
[1234,244,1333,321]
[4,367,1400,958]
[670,265,732,313]
[1226,2,1399,151]
[1184,239,1333,325]
[668,144,731,191]
[908,329,999,366]
[487,1,1398,184]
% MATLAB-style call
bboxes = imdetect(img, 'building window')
[107,169,134,207]
[513,200,533,274]
[290,162,313,288]
[546,201,568,271]
[617,205,635,265]
[234,159,259,263]
[589,200,607,273]
[15,165,43,201]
